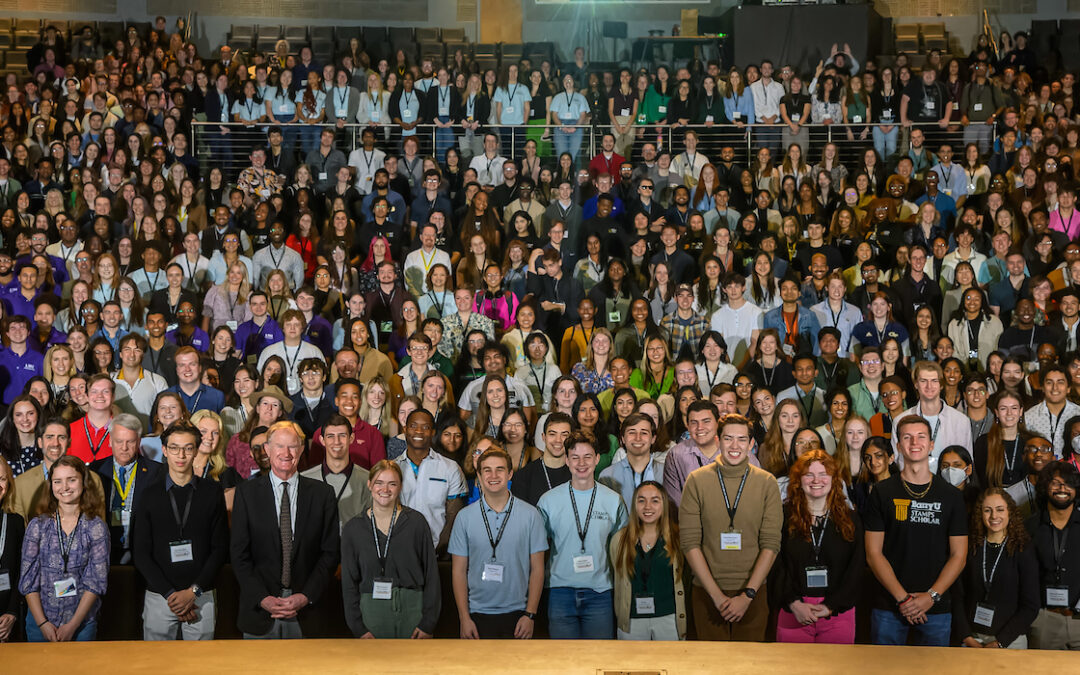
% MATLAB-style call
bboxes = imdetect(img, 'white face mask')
[941,466,967,488]
[1072,436,1080,453]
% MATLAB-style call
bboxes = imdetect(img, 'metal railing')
[191,120,990,183]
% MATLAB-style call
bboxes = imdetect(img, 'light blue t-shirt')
[549,91,590,123]
[448,494,549,614]
[295,88,326,118]
[494,84,531,125]
[231,97,263,122]
[539,482,627,591]
[396,90,423,135]
[266,86,296,117]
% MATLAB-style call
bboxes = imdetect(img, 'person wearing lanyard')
[420,67,460,163]
[550,73,589,163]
[68,374,116,463]
[810,274,862,359]
[955,488,1040,649]
[342,458,440,638]
[450,445,547,638]
[1049,183,1080,241]
[19,455,109,642]
[680,413,782,641]
[0,455,25,641]
[610,478,687,641]
[539,431,628,639]
[865,416,969,647]
[891,361,972,473]
[1026,460,1080,648]
[256,310,325,396]
[511,413,573,506]
[90,413,160,565]
[1006,437,1056,519]
[1025,366,1080,458]
[777,355,828,428]
[132,421,228,640]
[600,413,665,508]
[494,64,530,160]
[167,347,226,414]
[775,450,863,643]
[301,415,372,530]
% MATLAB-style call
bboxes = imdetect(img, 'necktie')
[280,482,293,589]
[117,465,128,510]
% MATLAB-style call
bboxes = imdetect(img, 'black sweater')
[0,512,25,618]
[952,540,1040,646]
[774,507,864,614]
[132,476,230,597]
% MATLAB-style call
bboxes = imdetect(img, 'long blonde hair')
[219,260,252,304]
[190,410,228,480]
[613,481,682,579]
[359,375,396,435]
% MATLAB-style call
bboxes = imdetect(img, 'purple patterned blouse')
[19,514,109,626]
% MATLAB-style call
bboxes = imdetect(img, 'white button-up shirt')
[397,450,467,548]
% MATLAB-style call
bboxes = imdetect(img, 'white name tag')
[226,320,238,331]
[883,110,893,119]
[505,106,514,115]
[1047,586,1070,607]
[54,576,78,598]
[635,596,656,614]
[720,531,742,551]
[852,115,863,123]
[621,108,631,116]
[287,376,300,392]
[974,103,983,112]
[705,115,714,123]
[926,101,936,111]
[573,555,595,573]
[439,106,450,116]
[0,571,9,591]
[170,540,194,563]
[974,602,995,627]
[278,104,290,114]
[791,114,801,122]
[732,111,742,120]
[402,109,414,120]
[805,566,829,588]
[318,172,328,181]
[482,562,504,583]
[657,106,667,114]
[372,579,393,600]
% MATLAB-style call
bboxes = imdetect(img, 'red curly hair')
[786,449,856,542]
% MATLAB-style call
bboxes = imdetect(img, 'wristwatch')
[190,584,203,598]
[523,611,536,620]
[742,587,757,600]
[928,589,942,604]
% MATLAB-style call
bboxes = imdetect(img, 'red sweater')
[588,151,627,183]
[308,418,387,470]
[68,416,113,463]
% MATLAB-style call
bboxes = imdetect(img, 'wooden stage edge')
[3,639,1074,673]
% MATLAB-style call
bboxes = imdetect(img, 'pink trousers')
[775,596,856,644]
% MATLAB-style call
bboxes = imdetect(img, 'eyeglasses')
[640,185,654,191]
[166,443,197,456]
[860,359,882,366]
[881,390,901,398]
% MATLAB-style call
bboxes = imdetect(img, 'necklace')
[901,475,933,499]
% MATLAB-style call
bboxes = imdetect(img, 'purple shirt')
[662,437,761,507]
[303,314,334,358]
[166,327,211,352]
[234,316,284,359]
[0,345,44,405]
[19,514,110,626]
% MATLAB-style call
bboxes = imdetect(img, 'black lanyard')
[479,495,514,560]
[84,419,109,458]
[982,538,1007,599]
[322,464,354,502]
[568,484,597,553]
[55,512,81,574]
[717,467,749,530]
[168,485,194,539]
[810,513,829,563]
[370,507,399,576]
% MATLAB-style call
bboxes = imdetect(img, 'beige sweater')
[679,459,782,589]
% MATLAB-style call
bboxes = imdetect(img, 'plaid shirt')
[660,311,709,360]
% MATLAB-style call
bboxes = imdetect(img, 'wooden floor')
[3,639,1074,673]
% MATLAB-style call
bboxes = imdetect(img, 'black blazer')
[230,473,340,636]
[91,456,162,564]
[420,86,463,123]
[0,511,25,620]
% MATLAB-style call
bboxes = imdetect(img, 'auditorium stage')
[4,639,1075,673]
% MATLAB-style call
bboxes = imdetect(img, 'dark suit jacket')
[90,455,162,564]
[203,89,235,126]
[230,473,341,636]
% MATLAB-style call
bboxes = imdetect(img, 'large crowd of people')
[0,16,1077,652]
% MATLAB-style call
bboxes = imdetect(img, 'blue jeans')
[435,121,455,163]
[873,125,898,160]
[274,113,298,150]
[548,587,614,639]
[26,616,97,642]
[554,122,584,164]
[299,123,322,155]
[871,608,951,646]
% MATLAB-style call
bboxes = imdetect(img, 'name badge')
[657,106,667,114]
[974,103,983,112]
[705,115,714,123]
[170,540,194,563]
[791,114,800,122]
[402,109,414,120]
[882,110,893,119]
[372,578,393,600]
[732,111,742,120]
[944,189,952,196]
[721,531,742,551]
[925,100,936,111]
[805,566,829,588]
[505,106,514,115]
[974,602,995,627]
[621,108,631,116]
[287,376,300,392]
[380,321,393,333]
[111,509,131,528]
[337,112,347,120]
[318,172,328,181]
[54,577,78,598]
[573,555,595,573]
[823,114,832,120]
[439,106,450,116]
[635,596,656,614]
[608,311,621,325]
[482,562,504,583]
[167,323,179,333]
[226,320,238,331]
[0,570,9,591]
[852,115,863,123]
[278,104,290,113]
[1047,586,1070,607]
